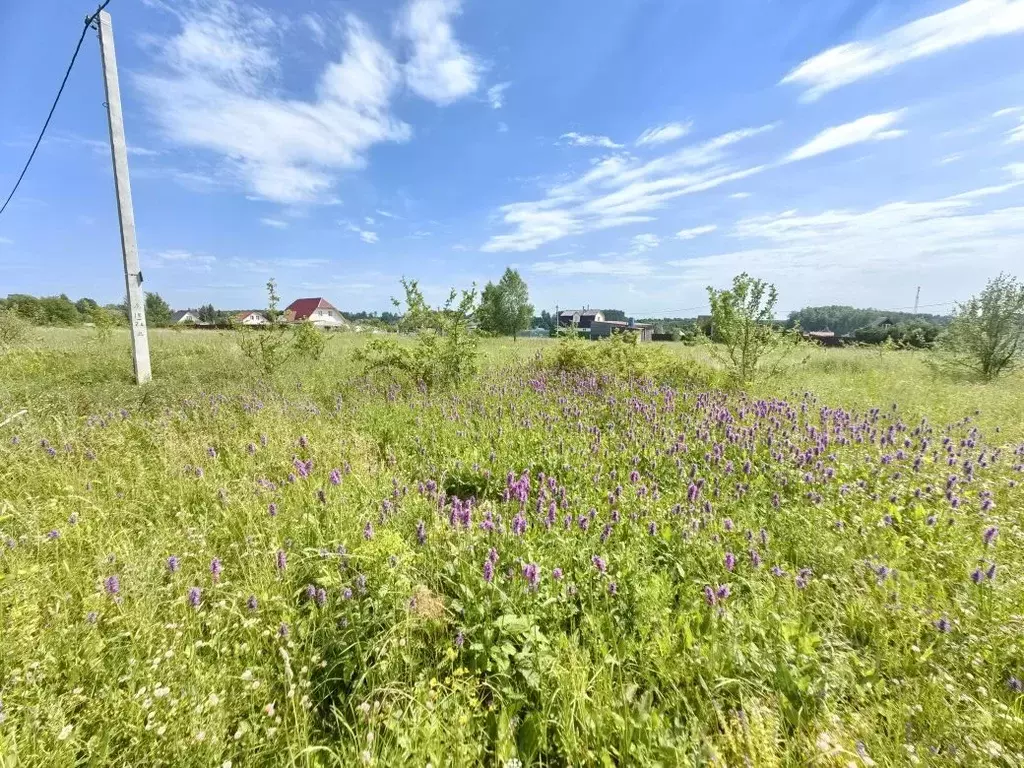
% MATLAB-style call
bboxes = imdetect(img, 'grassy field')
[1,328,1023,765]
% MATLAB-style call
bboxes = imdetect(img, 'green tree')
[477,268,533,340]
[39,294,80,325]
[602,309,627,322]
[75,297,99,316]
[937,273,1024,380]
[197,303,219,324]
[706,272,799,383]
[145,292,172,327]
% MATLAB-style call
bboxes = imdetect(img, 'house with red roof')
[283,297,348,328]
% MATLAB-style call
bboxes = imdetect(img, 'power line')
[0,1,113,217]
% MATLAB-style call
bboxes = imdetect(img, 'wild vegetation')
[1,272,1023,766]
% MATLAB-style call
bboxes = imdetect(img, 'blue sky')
[1,0,1023,317]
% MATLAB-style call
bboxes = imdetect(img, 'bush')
[292,320,327,361]
[0,308,30,349]
[936,273,1024,380]
[356,279,479,390]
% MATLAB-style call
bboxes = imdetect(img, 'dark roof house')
[558,309,605,329]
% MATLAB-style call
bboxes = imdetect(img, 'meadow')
[1,328,1022,766]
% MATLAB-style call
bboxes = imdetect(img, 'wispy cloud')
[1005,163,1024,179]
[487,82,510,109]
[628,233,661,255]
[260,217,288,229]
[375,209,399,219]
[0,237,13,245]
[676,224,717,239]
[531,258,654,277]
[560,132,624,149]
[485,125,773,252]
[136,0,478,205]
[150,249,217,272]
[785,111,906,162]
[729,192,751,199]
[345,222,378,243]
[636,121,691,146]
[398,0,481,105]
[781,0,1024,101]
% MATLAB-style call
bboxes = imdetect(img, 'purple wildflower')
[210,557,222,583]
[703,585,717,606]
[329,468,342,486]
[104,575,120,597]
[724,552,736,572]
[1008,677,1023,693]
[723,518,734,532]
[592,555,607,573]
[416,519,427,545]
[207,446,217,458]
[363,521,374,540]
[46,530,59,541]
[85,611,98,624]
[268,502,278,517]
[986,563,997,581]
[934,616,951,633]
[316,587,327,607]
[483,559,494,583]
[188,586,201,607]
[552,567,564,580]
[971,568,984,584]
[608,581,618,595]
[455,631,465,648]
[278,622,289,638]
[522,563,541,591]
[167,555,180,573]
[749,549,761,568]
[715,583,731,601]
[247,595,258,611]
[648,520,658,536]
[276,549,287,572]
[983,526,998,547]
[342,587,353,600]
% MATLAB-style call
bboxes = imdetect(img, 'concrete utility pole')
[96,9,151,384]
[913,286,921,314]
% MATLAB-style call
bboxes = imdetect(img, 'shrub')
[936,272,1024,380]
[0,308,30,349]
[356,278,479,390]
[292,320,327,361]
[706,273,804,383]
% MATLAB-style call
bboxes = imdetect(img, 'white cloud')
[786,111,907,162]
[531,258,654,277]
[560,132,623,149]
[376,209,399,218]
[498,121,509,133]
[364,216,376,225]
[484,125,773,252]
[345,222,378,243]
[1007,162,1024,178]
[1007,119,1024,143]
[302,13,327,46]
[636,121,692,146]
[260,217,288,229]
[676,224,717,239]
[994,106,1024,117]
[487,82,510,109]
[150,249,217,272]
[781,0,1024,101]
[0,237,12,245]
[664,188,1024,301]
[939,152,963,164]
[137,0,477,205]
[729,192,751,199]
[628,233,661,254]
[398,0,480,105]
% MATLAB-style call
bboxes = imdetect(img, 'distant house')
[590,319,654,342]
[558,309,605,329]
[235,310,268,326]
[284,297,348,328]
[803,330,842,347]
[170,309,201,325]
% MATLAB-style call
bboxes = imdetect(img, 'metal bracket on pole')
[97,9,151,384]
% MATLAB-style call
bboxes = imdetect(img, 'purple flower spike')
[483,559,494,583]
[268,503,278,517]
[104,574,120,596]
[363,521,374,540]
[246,595,258,611]
[276,549,287,572]
[608,581,618,595]
[592,555,607,573]
[715,583,731,601]
[316,587,327,607]
[724,552,736,572]
[703,585,717,606]
[167,555,180,573]
[971,568,984,585]
[329,468,342,486]
[188,586,201,607]
[983,526,998,547]
[210,558,222,583]
[552,567,564,580]
[934,616,950,633]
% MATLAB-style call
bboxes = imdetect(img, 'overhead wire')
[0,1,113,218]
